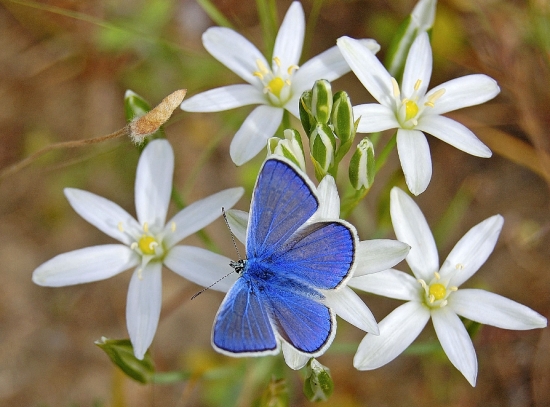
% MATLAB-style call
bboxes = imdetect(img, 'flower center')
[253,57,298,106]
[391,78,446,129]
[138,235,158,255]
[418,272,457,309]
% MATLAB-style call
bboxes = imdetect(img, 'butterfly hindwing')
[212,276,278,355]
[263,279,334,355]
[247,159,318,260]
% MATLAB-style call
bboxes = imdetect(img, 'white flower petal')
[396,129,433,196]
[354,104,399,133]
[282,341,310,370]
[180,85,265,112]
[449,289,547,330]
[202,27,268,85]
[411,0,437,31]
[164,245,238,292]
[353,301,430,370]
[427,74,500,115]
[64,189,139,245]
[390,187,439,280]
[337,36,394,106]
[32,245,138,287]
[314,175,340,219]
[224,209,248,245]
[135,139,174,228]
[349,269,420,301]
[273,2,304,67]
[354,239,410,276]
[417,115,492,158]
[230,105,283,165]
[163,187,244,248]
[292,39,381,91]
[439,215,503,287]
[126,262,163,360]
[283,93,301,118]
[402,33,432,98]
[431,307,478,386]
[323,287,379,334]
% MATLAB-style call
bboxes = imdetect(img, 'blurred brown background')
[0,0,549,406]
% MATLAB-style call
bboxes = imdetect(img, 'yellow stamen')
[425,89,446,108]
[414,79,422,91]
[429,283,447,301]
[253,71,264,79]
[434,271,441,280]
[405,100,419,121]
[273,56,281,67]
[171,222,176,232]
[118,222,124,232]
[391,78,400,98]
[143,222,149,233]
[137,268,143,280]
[455,263,464,270]
[287,64,299,75]
[138,235,157,255]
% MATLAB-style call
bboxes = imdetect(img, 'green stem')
[375,132,397,175]
[196,0,235,28]
[256,0,278,54]
[281,110,292,132]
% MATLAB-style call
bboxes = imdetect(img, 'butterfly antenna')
[190,272,235,300]
[222,207,242,260]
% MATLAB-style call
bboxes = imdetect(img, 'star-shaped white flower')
[226,173,410,370]
[32,139,244,360]
[349,187,547,386]
[180,1,379,166]
[337,32,500,195]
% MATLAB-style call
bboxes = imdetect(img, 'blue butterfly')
[212,157,358,357]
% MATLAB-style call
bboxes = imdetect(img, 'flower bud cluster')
[299,80,374,189]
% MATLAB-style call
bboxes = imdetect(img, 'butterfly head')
[230,259,247,274]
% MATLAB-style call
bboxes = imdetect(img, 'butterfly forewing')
[247,159,318,260]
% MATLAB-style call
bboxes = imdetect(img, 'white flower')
[337,32,500,195]
[349,187,547,386]
[180,1,380,166]
[32,139,244,360]
[226,174,409,370]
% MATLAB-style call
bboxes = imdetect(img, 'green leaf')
[95,337,155,384]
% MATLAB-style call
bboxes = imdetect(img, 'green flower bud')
[95,337,155,384]
[303,359,334,402]
[311,79,333,124]
[386,0,437,77]
[331,91,355,144]
[267,129,306,171]
[299,90,315,135]
[349,137,375,190]
[309,123,336,179]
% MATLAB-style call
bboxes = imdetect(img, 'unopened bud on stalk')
[299,90,315,135]
[267,129,306,171]
[309,122,336,179]
[303,359,334,402]
[349,137,375,190]
[311,79,333,124]
[331,91,355,144]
